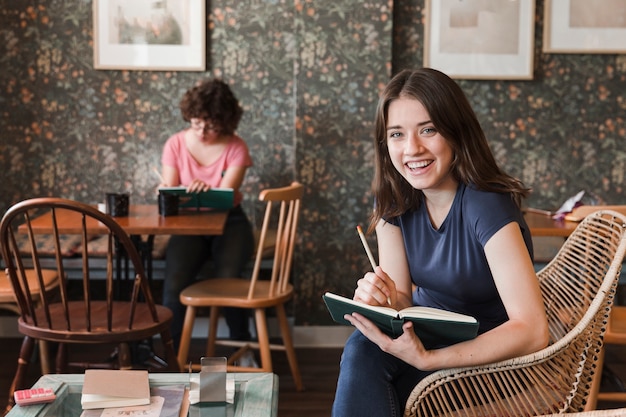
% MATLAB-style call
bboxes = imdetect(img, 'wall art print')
[424,0,535,80]
[543,0,626,53]
[93,0,206,71]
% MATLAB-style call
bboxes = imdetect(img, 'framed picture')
[424,0,535,80]
[543,0,626,53]
[93,0,206,71]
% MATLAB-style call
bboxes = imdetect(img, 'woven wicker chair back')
[404,210,626,417]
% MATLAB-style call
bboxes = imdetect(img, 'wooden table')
[23,204,228,236]
[5,373,278,417]
[524,211,578,237]
[21,204,229,280]
[525,206,626,238]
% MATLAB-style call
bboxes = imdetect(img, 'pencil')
[357,225,391,305]
[357,225,377,270]
[152,167,166,184]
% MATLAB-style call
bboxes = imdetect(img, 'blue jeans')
[162,206,254,350]
[332,331,432,417]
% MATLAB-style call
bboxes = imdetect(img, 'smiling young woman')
[332,68,548,417]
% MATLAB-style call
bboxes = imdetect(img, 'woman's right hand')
[353,266,396,308]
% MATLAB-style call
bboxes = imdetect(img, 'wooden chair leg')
[276,303,304,391]
[160,329,180,372]
[593,348,626,404]
[254,308,273,373]
[177,305,197,371]
[38,340,51,375]
[7,336,36,411]
[55,343,67,374]
[586,345,605,411]
[118,342,132,369]
[206,306,220,358]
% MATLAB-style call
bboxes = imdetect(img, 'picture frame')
[424,0,536,80]
[543,0,626,53]
[93,0,206,71]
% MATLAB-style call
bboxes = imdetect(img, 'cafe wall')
[1,0,625,326]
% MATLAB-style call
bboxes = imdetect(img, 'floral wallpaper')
[394,1,626,206]
[1,0,625,326]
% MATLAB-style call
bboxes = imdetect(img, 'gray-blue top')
[390,182,533,335]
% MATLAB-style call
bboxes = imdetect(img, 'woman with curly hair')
[160,78,254,352]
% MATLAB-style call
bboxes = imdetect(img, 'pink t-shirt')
[161,131,252,206]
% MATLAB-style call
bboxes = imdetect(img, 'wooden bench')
[7,229,275,281]
[4,233,169,280]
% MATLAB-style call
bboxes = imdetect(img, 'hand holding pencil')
[356,225,391,306]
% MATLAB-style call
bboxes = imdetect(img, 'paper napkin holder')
[188,357,234,405]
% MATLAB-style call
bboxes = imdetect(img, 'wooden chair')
[0,198,179,411]
[177,182,304,391]
[587,210,626,410]
[588,306,626,408]
[404,210,626,417]
[0,269,60,376]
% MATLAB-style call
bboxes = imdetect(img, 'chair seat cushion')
[179,278,293,308]
[18,301,173,343]
[0,269,60,301]
[13,233,85,257]
[82,234,171,259]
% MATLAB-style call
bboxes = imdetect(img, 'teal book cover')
[159,187,234,210]
[323,292,479,348]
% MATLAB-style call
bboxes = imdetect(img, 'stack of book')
[80,370,187,417]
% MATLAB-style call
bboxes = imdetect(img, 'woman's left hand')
[186,179,211,193]
[344,313,430,369]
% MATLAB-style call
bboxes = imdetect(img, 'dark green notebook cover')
[158,187,234,210]
[323,292,479,347]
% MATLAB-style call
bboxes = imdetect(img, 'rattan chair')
[586,208,626,410]
[404,210,626,417]
[0,198,179,411]
[538,409,626,416]
[177,182,304,391]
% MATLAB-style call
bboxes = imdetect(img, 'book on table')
[80,384,187,417]
[158,186,234,210]
[322,292,479,347]
[524,207,557,216]
[81,369,151,410]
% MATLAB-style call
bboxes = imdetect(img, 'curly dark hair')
[179,78,243,135]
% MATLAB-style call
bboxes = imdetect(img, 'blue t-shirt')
[389,183,533,334]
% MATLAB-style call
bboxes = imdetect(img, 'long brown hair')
[370,68,529,231]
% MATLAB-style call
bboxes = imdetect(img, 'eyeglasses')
[190,118,219,132]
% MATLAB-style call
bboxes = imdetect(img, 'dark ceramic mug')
[105,193,130,217]
[158,192,179,216]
